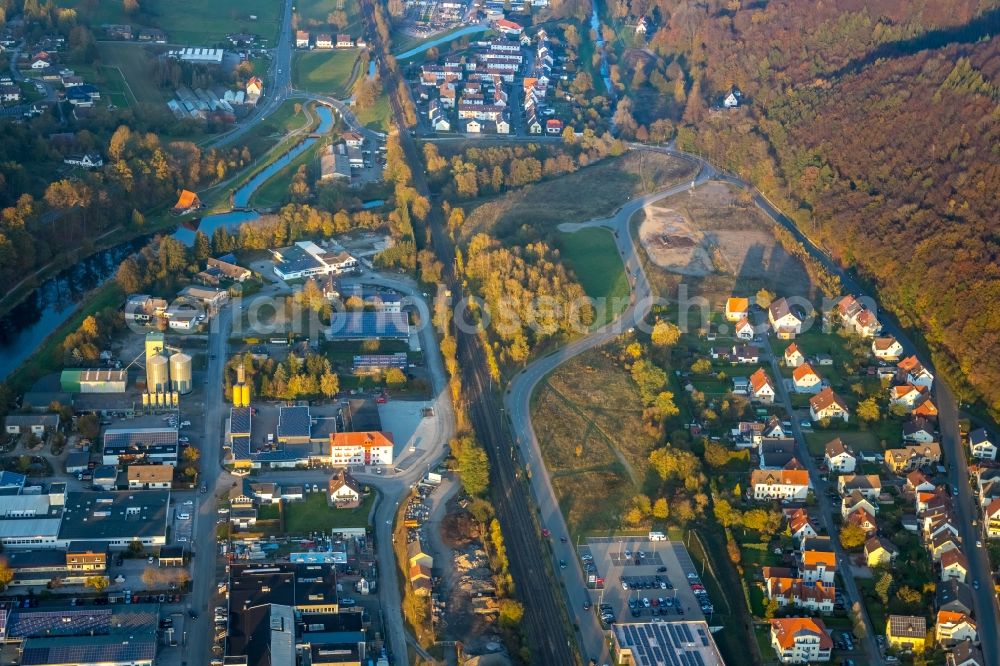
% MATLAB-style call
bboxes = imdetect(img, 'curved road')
[503,156,710,664]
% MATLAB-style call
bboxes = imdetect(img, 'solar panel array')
[277,406,311,438]
[329,312,410,339]
[616,622,716,666]
[231,407,252,436]
[103,428,178,453]
[8,608,112,638]
[21,634,157,665]
[231,436,251,460]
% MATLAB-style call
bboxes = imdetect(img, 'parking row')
[627,595,685,618]
[620,572,674,591]
[686,572,714,615]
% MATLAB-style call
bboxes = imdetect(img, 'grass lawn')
[248,139,325,209]
[238,99,316,157]
[258,503,280,520]
[296,0,363,35]
[804,429,880,456]
[462,151,697,241]
[355,93,392,131]
[58,0,282,43]
[555,227,628,328]
[283,491,374,534]
[532,344,661,538]
[292,50,361,96]
[96,43,171,107]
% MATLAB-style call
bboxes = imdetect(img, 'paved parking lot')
[582,537,706,625]
[174,499,195,544]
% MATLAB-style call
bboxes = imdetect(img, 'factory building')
[59,369,128,393]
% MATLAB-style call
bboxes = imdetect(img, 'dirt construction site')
[636,181,811,296]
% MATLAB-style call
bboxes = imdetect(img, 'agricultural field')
[355,93,392,131]
[531,345,659,538]
[462,151,697,241]
[555,227,629,328]
[57,0,282,43]
[292,50,361,96]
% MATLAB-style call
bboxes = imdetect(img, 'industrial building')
[227,404,336,471]
[170,46,224,64]
[5,540,107,587]
[6,604,159,666]
[59,369,128,393]
[4,413,59,436]
[102,425,179,465]
[328,311,410,340]
[271,241,357,280]
[611,621,726,666]
[143,330,192,401]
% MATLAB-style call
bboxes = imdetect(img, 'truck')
[426,472,442,485]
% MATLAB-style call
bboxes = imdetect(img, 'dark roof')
[102,428,178,454]
[969,428,993,446]
[936,579,974,614]
[4,414,59,429]
[328,311,410,340]
[21,632,157,665]
[277,406,311,439]
[231,407,252,436]
[58,491,170,543]
[7,604,157,639]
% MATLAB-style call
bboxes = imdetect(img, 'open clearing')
[284,492,374,533]
[56,0,281,43]
[532,345,658,538]
[633,181,814,304]
[296,0,364,36]
[96,43,171,107]
[462,151,697,241]
[555,227,629,328]
[292,50,361,96]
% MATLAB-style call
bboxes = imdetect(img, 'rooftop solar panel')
[231,407,252,436]
[329,312,410,340]
[277,406,311,438]
[692,652,706,666]
[681,623,693,642]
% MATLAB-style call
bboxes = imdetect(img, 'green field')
[355,93,392,131]
[556,227,629,328]
[95,43,171,106]
[238,99,316,157]
[292,50,360,96]
[283,492,374,533]
[295,0,363,36]
[248,139,325,209]
[56,0,281,43]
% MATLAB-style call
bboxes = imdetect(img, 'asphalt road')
[503,160,709,664]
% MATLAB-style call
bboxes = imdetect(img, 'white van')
[648,531,666,542]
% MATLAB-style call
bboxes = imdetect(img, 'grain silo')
[241,383,251,407]
[145,331,165,359]
[169,352,193,394]
[147,354,170,394]
[171,391,179,406]
[141,392,150,407]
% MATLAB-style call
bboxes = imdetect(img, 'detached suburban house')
[838,474,881,500]
[784,343,805,368]
[749,367,776,404]
[725,296,749,322]
[809,388,849,423]
[872,336,904,361]
[735,317,755,340]
[898,355,934,388]
[968,428,996,461]
[792,363,822,394]
[837,295,882,337]
[935,610,977,649]
[940,549,969,583]
[824,438,856,473]
[985,498,1000,538]
[886,615,927,653]
[768,297,804,338]
[864,536,898,567]
[885,442,942,473]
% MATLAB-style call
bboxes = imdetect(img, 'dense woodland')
[602,0,1000,413]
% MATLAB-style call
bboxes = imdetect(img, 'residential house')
[438,82,456,108]
[546,118,563,135]
[890,384,927,410]
[903,417,936,443]
[885,442,942,474]
[968,428,996,461]
[0,82,20,102]
[769,618,833,664]
[824,438,856,474]
[725,296,749,322]
[751,469,810,501]
[731,345,760,364]
[845,506,877,534]
[765,573,836,614]
[898,355,934,388]
[336,34,354,48]
[342,131,363,148]
[946,639,986,666]
[905,471,935,494]
[864,536,898,567]
[786,508,817,541]
[929,531,960,562]
[841,490,878,521]
[249,482,279,504]
[63,153,103,169]
[138,28,167,42]
[809,388,849,423]
[985,497,1000,538]
[799,537,837,584]
[937,580,974,615]
[315,33,333,49]
[4,414,59,436]
[230,505,257,529]
[30,56,51,69]
[410,563,432,596]
[935,611,977,649]
[912,395,939,419]
[886,615,927,653]
[428,99,450,131]
[126,464,173,489]
[295,30,310,48]
[735,317,755,340]
[634,16,648,35]
[328,469,362,508]
[940,549,969,583]
[494,18,524,36]
[749,368,776,404]
[838,474,881,500]
[784,343,805,368]
[792,363,822,394]
[733,420,764,448]
[762,417,786,439]
[872,336,904,361]
[837,295,881,337]
[768,298,804,337]
[759,439,799,470]
[723,90,740,108]
[280,485,304,502]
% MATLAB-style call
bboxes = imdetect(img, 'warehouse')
[4,414,59,436]
[102,426,179,465]
[329,311,410,340]
[60,369,128,393]
[271,241,357,280]
[59,491,171,549]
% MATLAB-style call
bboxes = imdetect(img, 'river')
[590,0,615,101]
[393,24,489,60]
[0,106,336,381]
